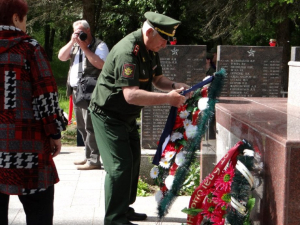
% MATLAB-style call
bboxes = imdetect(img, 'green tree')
[198,0,300,91]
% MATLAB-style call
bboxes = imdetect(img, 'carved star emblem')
[247,48,255,57]
[171,47,179,55]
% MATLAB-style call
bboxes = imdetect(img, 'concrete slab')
[8,146,190,225]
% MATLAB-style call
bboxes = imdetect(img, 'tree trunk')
[82,0,95,34]
[44,24,51,60]
[276,13,291,92]
[48,28,55,61]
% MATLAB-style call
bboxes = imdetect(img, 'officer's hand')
[167,88,186,108]
[173,82,193,99]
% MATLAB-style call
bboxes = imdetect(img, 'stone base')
[216,97,300,225]
[140,149,156,185]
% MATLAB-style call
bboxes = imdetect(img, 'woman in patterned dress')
[0,0,66,224]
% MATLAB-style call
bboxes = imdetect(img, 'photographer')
[58,20,109,170]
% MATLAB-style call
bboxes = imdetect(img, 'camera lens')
[79,31,87,41]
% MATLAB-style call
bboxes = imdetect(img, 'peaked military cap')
[144,11,181,41]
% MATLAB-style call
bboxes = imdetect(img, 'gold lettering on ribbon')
[204,180,211,186]
[197,189,203,196]
[187,216,194,224]
[208,174,214,180]
[220,153,229,165]
[213,168,221,175]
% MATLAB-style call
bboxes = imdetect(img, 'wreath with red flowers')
[183,139,263,225]
[150,69,226,219]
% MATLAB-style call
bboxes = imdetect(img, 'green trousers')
[91,112,141,225]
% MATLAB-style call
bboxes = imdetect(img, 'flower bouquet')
[150,69,226,219]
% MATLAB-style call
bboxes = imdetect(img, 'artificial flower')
[176,145,184,154]
[212,189,231,209]
[169,162,178,175]
[161,142,176,158]
[165,175,175,190]
[185,124,198,139]
[192,109,200,125]
[183,131,188,141]
[214,165,234,192]
[177,104,188,112]
[183,119,192,128]
[164,142,176,151]
[155,190,163,203]
[179,110,190,119]
[170,132,183,142]
[201,198,216,220]
[173,115,184,130]
[210,209,226,225]
[198,97,209,111]
[198,188,214,197]
[201,86,208,97]
[159,158,170,168]
[150,167,159,179]
[165,151,176,161]
[175,152,186,166]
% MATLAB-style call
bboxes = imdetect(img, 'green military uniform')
[89,12,180,225]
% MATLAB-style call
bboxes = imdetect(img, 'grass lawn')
[51,57,77,145]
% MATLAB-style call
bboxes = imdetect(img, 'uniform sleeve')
[114,52,140,87]
[30,44,66,138]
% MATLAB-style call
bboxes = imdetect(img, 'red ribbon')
[187,141,244,225]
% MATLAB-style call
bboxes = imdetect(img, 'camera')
[78,31,87,41]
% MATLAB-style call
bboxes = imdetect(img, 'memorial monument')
[141,45,207,149]
[214,61,300,224]
[217,45,283,97]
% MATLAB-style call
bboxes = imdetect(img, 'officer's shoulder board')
[132,44,139,56]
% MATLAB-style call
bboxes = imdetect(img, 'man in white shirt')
[58,20,109,170]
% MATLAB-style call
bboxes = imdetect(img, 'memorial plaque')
[291,46,300,61]
[217,45,283,97]
[141,45,207,149]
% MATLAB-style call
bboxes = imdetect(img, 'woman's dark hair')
[0,0,28,25]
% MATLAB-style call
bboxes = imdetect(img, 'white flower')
[155,190,163,203]
[198,97,209,111]
[159,158,170,168]
[175,152,186,166]
[170,132,183,142]
[165,151,176,161]
[179,110,190,119]
[183,119,192,128]
[185,124,197,139]
[165,175,175,190]
[150,167,159,179]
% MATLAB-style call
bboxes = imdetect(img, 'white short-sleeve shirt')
[69,41,109,87]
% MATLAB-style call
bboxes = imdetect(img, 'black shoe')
[126,212,147,221]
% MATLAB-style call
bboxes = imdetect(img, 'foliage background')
[25,0,300,96]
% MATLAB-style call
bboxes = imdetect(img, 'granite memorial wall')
[217,45,283,97]
[141,45,207,149]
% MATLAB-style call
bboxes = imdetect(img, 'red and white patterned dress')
[0,25,66,195]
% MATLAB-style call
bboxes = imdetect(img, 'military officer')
[89,11,190,225]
